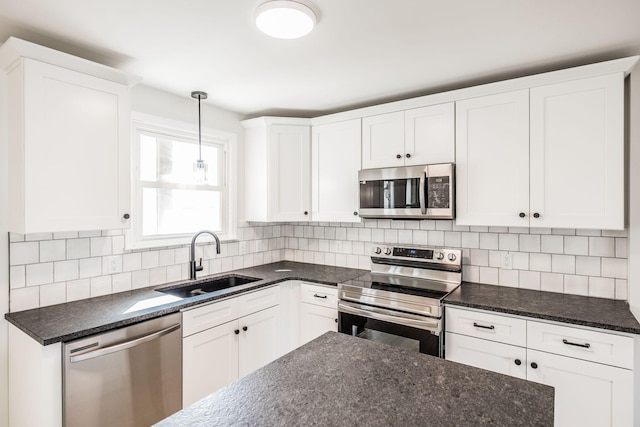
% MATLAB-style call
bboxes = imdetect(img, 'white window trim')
[126,112,238,250]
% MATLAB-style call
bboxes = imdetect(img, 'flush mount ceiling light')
[255,1,316,39]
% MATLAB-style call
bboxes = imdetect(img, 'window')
[128,115,236,249]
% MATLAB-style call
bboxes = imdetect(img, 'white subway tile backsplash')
[384,229,399,244]
[615,279,628,300]
[519,235,540,253]
[123,253,142,272]
[519,271,541,290]
[39,282,67,307]
[463,265,480,283]
[576,256,601,276]
[435,221,452,231]
[444,232,461,248]
[54,260,79,282]
[90,276,112,297]
[347,228,359,241]
[479,267,499,285]
[67,279,91,302]
[461,232,479,249]
[358,228,371,242]
[405,221,420,230]
[40,240,66,262]
[551,254,575,275]
[26,263,53,286]
[552,228,575,236]
[589,237,615,257]
[80,257,102,279]
[479,233,499,250]
[564,275,588,296]
[428,231,444,246]
[498,269,518,287]
[540,272,563,293]
[420,220,436,230]
[10,241,39,265]
[576,229,601,236]
[131,270,150,290]
[67,239,90,259]
[529,253,551,272]
[78,230,101,238]
[615,238,627,258]
[564,236,589,256]
[601,258,627,279]
[112,272,133,293]
[470,249,489,267]
[10,266,25,289]
[398,230,413,245]
[25,233,53,241]
[10,287,40,311]
[53,231,78,239]
[149,267,167,286]
[588,277,615,299]
[602,229,627,238]
[90,237,112,257]
[499,234,518,251]
[512,253,529,270]
[541,235,563,254]
[9,233,25,242]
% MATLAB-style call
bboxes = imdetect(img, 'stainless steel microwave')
[358,163,455,219]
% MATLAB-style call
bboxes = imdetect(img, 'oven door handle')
[420,172,427,215]
[338,301,440,333]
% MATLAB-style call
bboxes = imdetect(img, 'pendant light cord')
[197,94,202,162]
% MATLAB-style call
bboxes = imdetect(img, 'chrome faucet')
[189,230,221,280]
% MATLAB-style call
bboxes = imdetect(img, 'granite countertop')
[155,332,554,427]
[5,261,366,345]
[445,282,640,335]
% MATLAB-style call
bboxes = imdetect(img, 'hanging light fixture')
[191,90,208,183]
[255,1,316,39]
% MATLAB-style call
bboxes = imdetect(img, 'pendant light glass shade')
[191,91,208,183]
[255,1,316,39]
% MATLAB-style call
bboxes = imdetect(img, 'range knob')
[447,253,457,262]
[436,252,445,260]
[374,247,382,255]
[384,248,392,255]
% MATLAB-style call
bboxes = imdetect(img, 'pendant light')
[191,90,208,183]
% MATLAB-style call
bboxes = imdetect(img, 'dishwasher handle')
[69,323,181,363]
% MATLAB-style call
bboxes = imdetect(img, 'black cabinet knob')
[530,362,538,369]
[304,211,308,215]
[353,211,358,216]
[405,153,411,158]
[519,212,525,218]
[123,213,130,219]
[396,154,402,159]
[242,326,248,332]
[234,329,240,335]
[514,359,522,366]
[334,318,338,323]
[533,213,540,219]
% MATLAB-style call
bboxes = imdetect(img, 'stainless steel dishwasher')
[63,313,182,427]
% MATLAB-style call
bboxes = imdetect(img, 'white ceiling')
[1,0,639,118]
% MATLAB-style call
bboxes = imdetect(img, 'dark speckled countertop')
[5,261,366,345]
[155,332,554,427]
[445,282,640,335]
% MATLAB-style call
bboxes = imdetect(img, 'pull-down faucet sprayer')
[189,230,221,280]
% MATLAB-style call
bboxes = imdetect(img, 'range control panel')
[371,244,461,266]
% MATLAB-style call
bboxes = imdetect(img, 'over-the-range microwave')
[358,163,455,219]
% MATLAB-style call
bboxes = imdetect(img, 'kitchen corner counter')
[445,282,640,335]
[4,261,366,345]
[155,332,554,427]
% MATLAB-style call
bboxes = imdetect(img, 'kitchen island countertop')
[155,332,554,427]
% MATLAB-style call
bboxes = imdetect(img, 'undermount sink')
[156,275,261,298]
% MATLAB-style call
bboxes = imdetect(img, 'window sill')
[124,231,238,251]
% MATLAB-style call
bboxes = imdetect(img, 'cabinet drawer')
[445,307,526,347]
[300,283,338,308]
[183,298,239,337]
[238,286,280,317]
[527,321,634,369]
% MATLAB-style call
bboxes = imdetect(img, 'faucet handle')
[195,258,204,272]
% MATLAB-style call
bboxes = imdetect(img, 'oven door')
[338,300,442,357]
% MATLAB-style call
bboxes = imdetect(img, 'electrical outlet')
[107,256,122,273]
[239,241,247,255]
[501,253,513,270]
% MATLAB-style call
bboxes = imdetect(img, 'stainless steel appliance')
[338,244,461,357]
[63,313,182,427]
[358,163,455,219]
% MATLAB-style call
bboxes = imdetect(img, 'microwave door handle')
[420,172,427,214]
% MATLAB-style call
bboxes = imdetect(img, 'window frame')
[126,112,237,250]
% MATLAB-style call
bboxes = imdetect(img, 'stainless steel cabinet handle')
[562,338,590,349]
[69,323,180,363]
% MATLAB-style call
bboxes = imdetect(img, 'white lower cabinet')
[182,287,281,407]
[299,283,338,345]
[445,306,636,427]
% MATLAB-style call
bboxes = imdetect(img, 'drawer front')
[527,321,634,369]
[238,286,280,317]
[445,307,526,347]
[300,283,338,308]
[183,297,239,337]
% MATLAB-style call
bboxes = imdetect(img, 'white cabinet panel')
[299,283,338,308]
[455,90,530,227]
[182,297,239,337]
[300,304,338,346]
[530,74,624,230]
[238,286,280,318]
[182,320,239,407]
[445,332,526,379]
[239,306,281,377]
[445,306,527,347]
[312,119,361,222]
[404,103,455,165]
[527,349,633,427]
[362,111,405,169]
[7,58,131,233]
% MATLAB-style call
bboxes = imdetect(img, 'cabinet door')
[299,304,338,346]
[18,59,130,233]
[404,103,454,166]
[182,320,239,407]
[312,119,361,222]
[455,90,530,227]
[362,111,404,169]
[527,349,633,427]
[445,332,526,379]
[268,125,311,221]
[530,74,624,230]
[238,306,281,378]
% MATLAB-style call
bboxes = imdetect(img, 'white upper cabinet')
[362,103,454,169]
[243,118,311,222]
[529,74,624,229]
[456,90,530,227]
[1,39,135,233]
[456,73,625,229]
[312,119,361,222]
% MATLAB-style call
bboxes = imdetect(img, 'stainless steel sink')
[156,275,261,298]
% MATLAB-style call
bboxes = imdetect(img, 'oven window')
[360,178,421,209]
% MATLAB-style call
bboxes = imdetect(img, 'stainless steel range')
[338,243,461,357]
